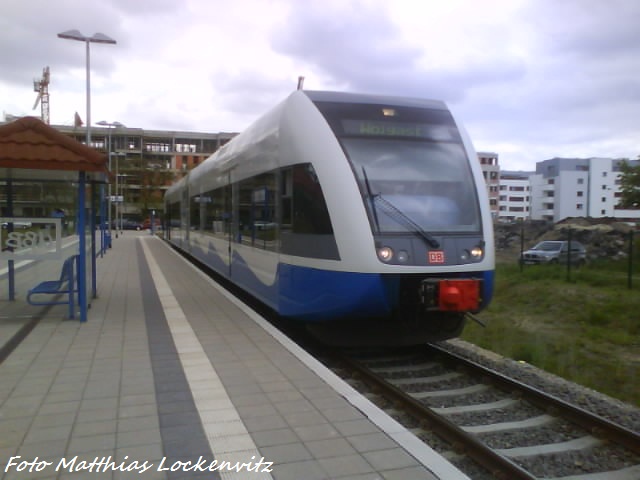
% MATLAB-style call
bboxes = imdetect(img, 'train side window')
[189,195,201,231]
[237,172,278,251]
[203,186,231,240]
[167,200,180,239]
[292,164,333,235]
[181,187,189,231]
[280,168,293,231]
[202,189,214,234]
[280,163,339,260]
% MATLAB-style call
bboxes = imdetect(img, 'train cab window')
[345,138,480,233]
[312,101,481,234]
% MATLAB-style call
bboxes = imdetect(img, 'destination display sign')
[341,119,456,141]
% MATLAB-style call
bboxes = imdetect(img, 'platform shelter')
[0,116,110,322]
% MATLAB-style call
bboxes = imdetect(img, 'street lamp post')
[58,30,117,313]
[116,154,120,237]
[112,154,126,238]
[117,172,127,236]
[97,121,125,242]
[57,30,117,145]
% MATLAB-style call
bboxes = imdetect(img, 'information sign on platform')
[0,217,63,260]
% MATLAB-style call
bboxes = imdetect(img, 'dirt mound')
[495,217,637,262]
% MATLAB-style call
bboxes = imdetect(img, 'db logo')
[428,251,445,264]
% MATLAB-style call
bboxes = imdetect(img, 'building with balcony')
[497,171,532,222]
[53,124,237,221]
[477,151,500,219]
[529,157,640,222]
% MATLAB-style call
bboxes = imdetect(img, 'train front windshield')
[315,101,481,234]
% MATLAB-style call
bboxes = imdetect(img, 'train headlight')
[397,250,409,263]
[470,246,483,259]
[377,246,394,262]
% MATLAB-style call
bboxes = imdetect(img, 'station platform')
[0,231,468,480]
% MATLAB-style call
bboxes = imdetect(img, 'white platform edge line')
[154,237,470,480]
[140,239,274,480]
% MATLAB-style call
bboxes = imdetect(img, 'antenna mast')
[33,66,50,124]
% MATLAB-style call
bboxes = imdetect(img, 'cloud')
[1,0,638,170]
[538,0,640,58]
[0,1,128,86]
[272,1,530,106]
[273,3,421,78]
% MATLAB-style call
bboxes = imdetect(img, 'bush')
[463,259,639,406]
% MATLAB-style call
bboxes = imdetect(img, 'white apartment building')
[477,152,500,219]
[497,171,531,222]
[529,157,640,222]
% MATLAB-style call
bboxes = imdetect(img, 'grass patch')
[462,259,640,406]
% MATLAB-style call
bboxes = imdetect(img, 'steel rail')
[340,354,537,480]
[427,343,640,456]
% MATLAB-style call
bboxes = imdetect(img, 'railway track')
[172,249,640,478]
[337,344,640,480]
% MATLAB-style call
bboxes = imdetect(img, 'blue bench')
[27,255,79,319]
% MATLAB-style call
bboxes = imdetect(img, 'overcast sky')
[1,0,638,170]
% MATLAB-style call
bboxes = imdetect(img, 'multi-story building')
[54,124,237,220]
[477,152,499,219]
[529,157,640,222]
[497,171,531,222]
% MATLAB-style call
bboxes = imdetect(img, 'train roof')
[165,90,454,199]
[302,90,448,110]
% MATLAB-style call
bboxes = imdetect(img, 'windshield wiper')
[361,167,381,232]
[374,194,440,248]
[361,167,440,249]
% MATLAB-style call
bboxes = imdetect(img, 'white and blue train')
[164,90,494,345]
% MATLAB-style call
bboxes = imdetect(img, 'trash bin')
[105,232,112,249]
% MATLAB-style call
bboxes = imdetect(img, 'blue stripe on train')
[189,239,494,322]
[277,265,390,321]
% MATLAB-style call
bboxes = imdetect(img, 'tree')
[617,158,640,209]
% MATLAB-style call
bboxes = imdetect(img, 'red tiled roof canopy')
[0,116,108,173]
